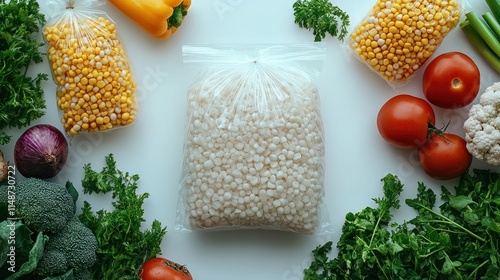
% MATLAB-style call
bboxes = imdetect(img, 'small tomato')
[422,52,480,109]
[377,94,436,149]
[418,133,472,180]
[139,257,193,280]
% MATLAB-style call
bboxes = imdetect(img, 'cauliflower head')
[464,81,500,165]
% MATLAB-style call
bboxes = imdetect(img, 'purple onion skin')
[14,124,69,179]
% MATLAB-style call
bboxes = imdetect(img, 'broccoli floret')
[0,178,75,233]
[36,249,68,276]
[35,216,97,280]
[73,268,92,280]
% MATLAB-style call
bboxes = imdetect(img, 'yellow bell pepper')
[109,0,191,39]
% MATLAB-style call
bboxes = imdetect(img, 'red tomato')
[139,257,193,280]
[418,133,472,180]
[422,52,480,109]
[377,94,436,149]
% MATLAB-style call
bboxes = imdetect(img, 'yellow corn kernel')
[121,112,130,121]
[44,16,137,136]
[348,0,461,83]
[96,117,104,125]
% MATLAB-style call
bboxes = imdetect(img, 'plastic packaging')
[42,0,138,137]
[345,0,463,88]
[176,44,331,234]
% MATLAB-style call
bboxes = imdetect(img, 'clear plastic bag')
[175,43,332,235]
[42,0,137,137]
[345,0,463,88]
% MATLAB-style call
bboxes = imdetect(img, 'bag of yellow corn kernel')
[345,0,464,88]
[42,0,138,137]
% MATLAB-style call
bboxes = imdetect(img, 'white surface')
[4,0,500,279]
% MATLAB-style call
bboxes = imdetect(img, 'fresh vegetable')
[484,12,500,39]
[304,170,500,279]
[466,11,500,58]
[347,0,461,84]
[0,0,48,145]
[377,94,436,149]
[422,52,480,109]
[44,4,138,136]
[378,94,469,180]
[418,132,472,180]
[0,178,96,280]
[304,174,404,279]
[0,221,48,280]
[109,0,191,39]
[35,216,98,280]
[292,0,350,42]
[139,257,193,280]
[14,124,68,179]
[79,154,168,280]
[464,81,500,165]
[0,178,76,233]
[460,1,500,73]
[460,19,500,73]
[487,0,500,21]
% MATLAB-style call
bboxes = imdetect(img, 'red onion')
[14,124,69,179]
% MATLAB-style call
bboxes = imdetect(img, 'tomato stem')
[426,121,452,143]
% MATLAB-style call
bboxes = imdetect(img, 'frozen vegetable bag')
[345,0,463,88]
[42,0,138,137]
[176,44,331,234]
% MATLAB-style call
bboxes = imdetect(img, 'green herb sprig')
[0,0,48,145]
[304,170,500,279]
[79,154,167,280]
[293,0,350,42]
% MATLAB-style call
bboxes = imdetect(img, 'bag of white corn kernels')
[175,43,332,235]
[41,0,138,137]
[344,0,464,88]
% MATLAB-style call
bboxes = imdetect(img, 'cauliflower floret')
[464,82,500,166]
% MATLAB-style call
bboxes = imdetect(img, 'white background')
[4,0,500,279]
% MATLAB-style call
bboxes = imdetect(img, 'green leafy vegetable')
[292,0,350,42]
[7,231,48,280]
[0,178,77,234]
[0,0,48,145]
[79,154,167,280]
[0,221,48,280]
[0,178,95,280]
[304,170,500,279]
[35,216,97,280]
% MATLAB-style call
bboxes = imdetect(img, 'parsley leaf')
[79,154,167,280]
[0,0,48,145]
[293,0,350,42]
[304,174,404,279]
